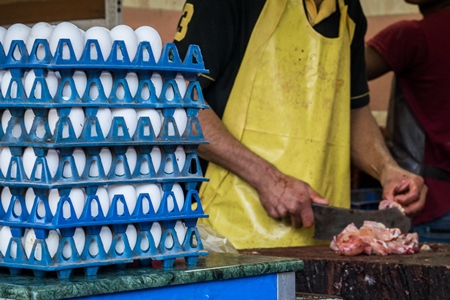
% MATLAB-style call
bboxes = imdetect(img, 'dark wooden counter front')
[241,243,450,300]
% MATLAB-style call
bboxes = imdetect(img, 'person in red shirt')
[366,0,450,242]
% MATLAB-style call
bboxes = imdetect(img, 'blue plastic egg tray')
[0,37,210,277]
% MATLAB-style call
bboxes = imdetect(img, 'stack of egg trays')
[0,38,210,278]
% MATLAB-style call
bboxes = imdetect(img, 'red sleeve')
[367,20,427,75]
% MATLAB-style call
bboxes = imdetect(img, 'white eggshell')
[167,183,184,212]
[116,224,137,254]
[135,25,162,62]
[49,22,84,60]
[1,70,18,98]
[90,71,113,100]
[126,72,138,98]
[22,147,36,179]
[0,27,7,44]
[89,225,112,256]
[164,145,186,174]
[69,188,86,218]
[73,147,86,176]
[0,147,13,178]
[135,183,162,213]
[46,149,59,178]
[0,226,16,258]
[150,222,162,248]
[150,146,162,173]
[24,228,59,260]
[99,71,113,98]
[96,107,112,137]
[174,220,187,244]
[62,227,85,258]
[26,22,53,59]
[151,73,163,98]
[125,146,137,175]
[136,108,162,137]
[0,187,12,213]
[165,73,187,100]
[99,147,112,175]
[107,184,137,215]
[47,108,58,134]
[111,108,137,137]
[110,24,138,61]
[69,107,85,138]
[84,26,112,60]
[25,188,46,216]
[3,23,30,58]
[1,109,13,133]
[24,70,57,99]
[90,186,110,217]
[73,70,87,99]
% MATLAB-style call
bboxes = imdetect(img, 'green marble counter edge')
[0,253,303,300]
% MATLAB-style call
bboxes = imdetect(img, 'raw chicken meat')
[330,221,419,256]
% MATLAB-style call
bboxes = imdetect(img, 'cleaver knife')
[312,203,412,241]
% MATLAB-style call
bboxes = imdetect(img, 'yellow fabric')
[305,0,336,25]
[200,0,355,249]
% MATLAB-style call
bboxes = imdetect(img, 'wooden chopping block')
[241,243,450,300]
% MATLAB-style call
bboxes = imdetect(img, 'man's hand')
[380,164,427,216]
[255,170,329,228]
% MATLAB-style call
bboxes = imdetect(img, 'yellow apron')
[200,0,355,249]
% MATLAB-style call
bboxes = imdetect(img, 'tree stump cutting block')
[241,244,450,300]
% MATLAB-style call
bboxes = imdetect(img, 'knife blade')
[312,203,412,241]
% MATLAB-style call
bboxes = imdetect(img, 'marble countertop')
[0,253,303,300]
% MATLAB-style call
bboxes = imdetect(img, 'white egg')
[150,146,162,174]
[96,107,112,138]
[24,70,59,99]
[165,73,187,100]
[136,108,162,137]
[135,183,162,214]
[125,146,137,175]
[24,228,60,260]
[169,108,188,136]
[135,26,162,62]
[25,188,46,217]
[84,26,112,61]
[150,222,162,248]
[89,225,112,256]
[0,226,17,258]
[111,108,137,138]
[0,147,13,178]
[167,183,184,212]
[22,147,36,179]
[49,188,85,219]
[73,70,87,99]
[1,70,19,98]
[115,224,137,254]
[0,27,7,45]
[151,73,163,98]
[62,227,85,259]
[164,145,186,174]
[1,109,21,137]
[115,72,138,100]
[0,187,12,213]
[98,147,112,176]
[46,149,60,179]
[99,71,113,98]
[3,23,30,59]
[90,71,112,100]
[26,22,53,59]
[174,220,187,245]
[49,22,84,60]
[107,184,137,215]
[110,24,138,61]
[63,148,85,178]
[90,186,110,217]
[48,107,85,138]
